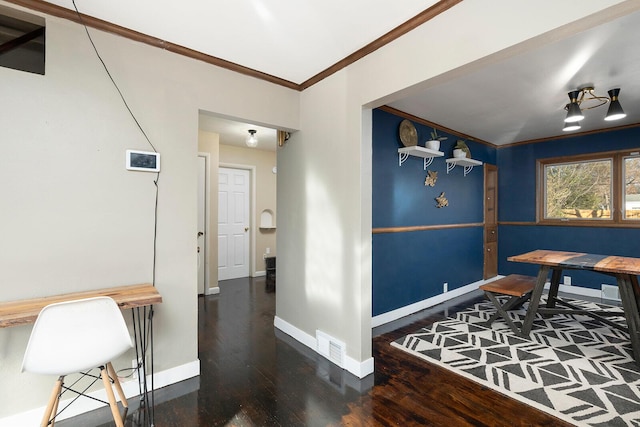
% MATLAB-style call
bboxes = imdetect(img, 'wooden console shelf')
[0,283,162,328]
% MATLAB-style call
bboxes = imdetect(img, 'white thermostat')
[126,150,160,172]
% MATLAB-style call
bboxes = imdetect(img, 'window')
[624,156,640,219]
[538,149,640,225]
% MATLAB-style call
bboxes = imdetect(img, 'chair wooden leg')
[101,366,124,427]
[40,376,63,427]
[107,362,128,408]
[49,385,61,427]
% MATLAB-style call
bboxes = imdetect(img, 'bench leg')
[483,292,531,335]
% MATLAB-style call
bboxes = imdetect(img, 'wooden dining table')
[508,250,640,365]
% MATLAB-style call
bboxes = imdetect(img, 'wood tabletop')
[508,250,640,276]
[0,283,162,328]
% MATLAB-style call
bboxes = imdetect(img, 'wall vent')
[601,284,621,301]
[316,330,345,368]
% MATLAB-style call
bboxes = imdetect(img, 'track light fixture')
[562,86,626,132]
[246,129,258,148]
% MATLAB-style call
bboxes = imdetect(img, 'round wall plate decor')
[399,119,418,147]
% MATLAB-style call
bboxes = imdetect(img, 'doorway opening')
[198,111,280,289]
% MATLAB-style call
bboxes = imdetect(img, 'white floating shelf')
[445,157,482,176]
[398,146,444,170]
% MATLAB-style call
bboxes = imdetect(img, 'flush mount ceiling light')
[246,129,258,148]
[563,86,626,132]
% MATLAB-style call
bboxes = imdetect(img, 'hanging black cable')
[71,1,159,425]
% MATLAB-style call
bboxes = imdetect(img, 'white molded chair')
[22,296,133,427]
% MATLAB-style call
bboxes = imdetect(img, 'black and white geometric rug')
[391,297,640,426]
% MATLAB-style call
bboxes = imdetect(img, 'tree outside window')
[538,150,640,225]
[624,157,640,219]
[544,159,612,219]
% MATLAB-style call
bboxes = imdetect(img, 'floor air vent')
[316,330,345,368]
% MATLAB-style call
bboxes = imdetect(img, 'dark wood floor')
[62,277,571,426]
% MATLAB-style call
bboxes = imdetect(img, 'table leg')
[632,275,640,305]
[131,306,156,426]
[521,265,549,336]
[546,268,562,308]
[617,274,640,365]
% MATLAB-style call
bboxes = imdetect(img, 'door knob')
[245,227,249,232]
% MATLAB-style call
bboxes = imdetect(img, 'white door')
[197,155,207,294]
[218,167,250,280]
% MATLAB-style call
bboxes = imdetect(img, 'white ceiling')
[36,0,640,147]
[388,6,640,146]
[52,0,437,85]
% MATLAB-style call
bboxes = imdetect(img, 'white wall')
[0,2,298,421]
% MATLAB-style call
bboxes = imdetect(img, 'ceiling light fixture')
[246,129,258,148]
[563,121,582,132]
[605,88,627,121]
[562,86,625,131]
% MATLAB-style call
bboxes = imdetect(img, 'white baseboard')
[254,270,266,277]
[371,277,606,329]
[207,286,220,295]
[372,278,491,328]
[272,279,605,381]
[546,282,602,299]
[0,360,200,427]
[274,316,374,379]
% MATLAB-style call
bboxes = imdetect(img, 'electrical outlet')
[443,282,448,293]
[563,276,572,286]
[602,284,621,301]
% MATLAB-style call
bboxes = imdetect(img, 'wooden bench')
[479,274,536,335]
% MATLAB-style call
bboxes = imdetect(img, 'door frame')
[219,162,257,278]
[198,153,218,295]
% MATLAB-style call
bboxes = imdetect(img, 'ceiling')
[199,112,278,151]
[22,0,640,148]
[388,6,640,146]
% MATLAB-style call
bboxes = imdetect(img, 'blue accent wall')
[373,107,640,317]
[372,108,494,315]
[498,127,640,289]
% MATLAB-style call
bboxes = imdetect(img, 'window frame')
[537,148,640,227]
